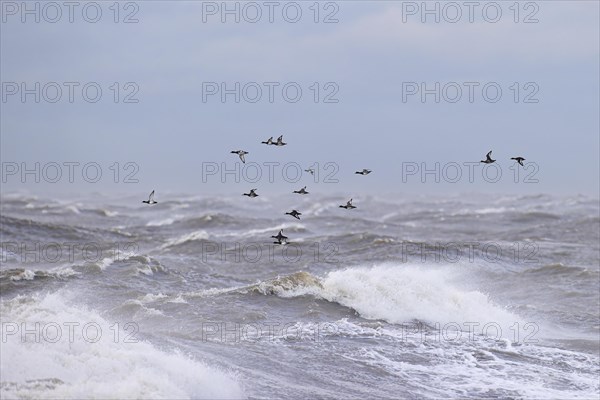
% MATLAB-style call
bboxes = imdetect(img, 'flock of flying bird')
[142,146,526,245]
[231,135,371,244]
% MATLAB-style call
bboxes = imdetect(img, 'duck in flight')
[339,198,356,209]
[511,157,525,166]
[355,169,372,175]
[271,229,289,245]
[231,150,249,163]
[274,135,287,146]
[271,229,288,241]
[285,209,302,220]
[305,168,315,176]
[243,189,259,198]
[480,151,496,164]
[293,186,309,195]
[261,137,274,145]
[142,190,158,205]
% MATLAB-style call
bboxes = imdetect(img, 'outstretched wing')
[240,153,246,163]
[149,190,155,202]
[486,151,492,160]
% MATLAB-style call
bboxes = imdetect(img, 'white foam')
[9,269,35,281]
[0,292,244,399]
[346,339,600,399]
[120,299,165,316]
[64,205,81,214]
[47,266,80,279]
[282,264,522,336]
[453,206,512,216]
[5,267,79,281]
[167,295,188,304]
[96,257,116,271]
[147,217,177,227]
[161,230,210,249]
[92,250,140,271]
[215,223,305,239]
[302,201,328,216]
[140,293,168,304]
[100,209,118,217]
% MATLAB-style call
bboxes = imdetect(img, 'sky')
[1,0,599,198]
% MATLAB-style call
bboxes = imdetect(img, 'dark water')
[1,192,599,399]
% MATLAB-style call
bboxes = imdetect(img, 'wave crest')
[0,292,244,399]
[250,265,522,333]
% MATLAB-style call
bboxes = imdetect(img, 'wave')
[301,201,336,217]
[161,273,319,303]
[1,215,87,241]
[0,215,133,245]
[215,222,306,239]
[8,201,83,215]
[63,205,81,214]
[0,292,244,399]
[161,230,210,249]
[89,208,119,217]
[0,253,168,286]
[250,271,323,295]
[147,217,177,227]
[19,201,119,218]
[510,211,562,222]
[472,207,512,215]
[244,265,522,334]
[81,253,168,277]
[111,298,166,317]
[180,265,522,336]
[176,213,242,229]
[0,267,79,282]
[524,263,595,277]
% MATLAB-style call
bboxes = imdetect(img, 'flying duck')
[285,209,302,220]
[511,157,525,166]
[274,135,287,146]
[243,189,259,198]
[231,150,249,163]
[480,151,496,164]
[271,229,289,244]
[339,198,356,209]
[142,190,157,205]
[293,186,309,195]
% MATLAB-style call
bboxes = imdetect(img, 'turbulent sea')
[1,192,599,399]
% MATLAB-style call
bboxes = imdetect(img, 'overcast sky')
[1,1,598,198]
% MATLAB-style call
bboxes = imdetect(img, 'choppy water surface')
[1,192,599,399]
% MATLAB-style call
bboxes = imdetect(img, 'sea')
[1,191,599,399]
